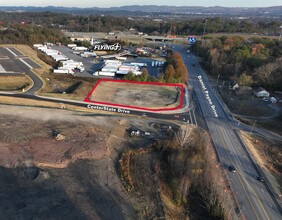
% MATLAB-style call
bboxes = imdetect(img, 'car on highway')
[257,176,265,182]
[229,165,236,173]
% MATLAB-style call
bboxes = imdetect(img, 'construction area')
[86,79,184,111]
[0,104,232,220]
[0,104,180,220]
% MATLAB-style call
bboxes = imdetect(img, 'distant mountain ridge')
[0,5,281,17]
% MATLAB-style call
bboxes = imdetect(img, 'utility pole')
[98,17,101,33]
[87,17,90,33]
[203,20,208,37]
[217,74,220,85]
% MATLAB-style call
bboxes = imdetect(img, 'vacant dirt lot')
[90,80,182,109]
[0,104,177,219]
[40,74,98,101]
[0,75,32,91]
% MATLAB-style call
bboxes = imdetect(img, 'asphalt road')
[2,44,280,219]
[0,47,43,95]
[0,92,193,124]
[174,45,282,220]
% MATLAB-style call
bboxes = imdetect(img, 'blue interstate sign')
[188,36,197,44]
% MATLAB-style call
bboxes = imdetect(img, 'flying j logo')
[93,43,121,51]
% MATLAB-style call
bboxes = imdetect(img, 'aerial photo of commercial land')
[0,0,281,219]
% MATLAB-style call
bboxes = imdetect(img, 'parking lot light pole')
[250,120,256,135]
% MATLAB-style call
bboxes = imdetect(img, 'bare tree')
[175,126,193,149]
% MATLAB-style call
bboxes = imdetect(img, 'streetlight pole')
[250,120,256,135]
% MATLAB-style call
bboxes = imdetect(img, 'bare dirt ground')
[0,104,175,219]
[40,74,98,101]
[90,81,181,109]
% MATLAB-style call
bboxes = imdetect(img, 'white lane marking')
[5,47,17,57]
[19,58,33,69]
[0,64,6,72]
[219,126,242,165]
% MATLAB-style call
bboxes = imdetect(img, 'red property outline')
[84,79,184,112]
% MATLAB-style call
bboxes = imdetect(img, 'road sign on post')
[188,36,197,44]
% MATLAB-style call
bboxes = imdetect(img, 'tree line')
[0,23,69,46]
[0,12,281,36]
[192,36,282,91]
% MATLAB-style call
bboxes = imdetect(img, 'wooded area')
[192,36,282,91]
[0,12,281,36]
[0,23,69,45]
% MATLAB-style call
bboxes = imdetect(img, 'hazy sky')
[0,0,281,8]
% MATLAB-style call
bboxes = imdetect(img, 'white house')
[253,87,270,97]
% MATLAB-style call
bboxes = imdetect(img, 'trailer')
[52,55,69,62]
[118,64,140,72]
[61,60,83,66]
[80,52,97,58]
[116,70,129,75]
[95,71,115,76]
[33,44,44,48]
[130,62,147,67]
[53,69,74,74]
[115,56,127,60]
[101,67,118,72]
[67,44,77,48]
[104,60,122,65]
[133,71,142,76]
[72,46,88,51]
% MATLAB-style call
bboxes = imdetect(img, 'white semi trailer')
[93,71,115,76]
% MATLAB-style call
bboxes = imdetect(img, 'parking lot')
[0,46,43,94]
[51,45,162,78]
[0,47,40,73]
